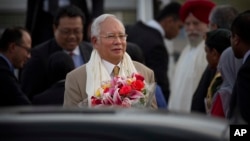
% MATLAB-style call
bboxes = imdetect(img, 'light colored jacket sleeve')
[133,61,158,109]
[63,66,87,108]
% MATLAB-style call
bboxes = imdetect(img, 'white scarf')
[86,50,137,107]
[169,40,207,112]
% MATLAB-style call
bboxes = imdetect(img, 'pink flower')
[91,73,148,108]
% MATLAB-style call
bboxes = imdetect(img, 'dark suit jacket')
[230,55,250,123]
[126,21,170,102]
[0,57,31,106]
[126,42,145,64]
[20,39,92,100]
[32,81,65,105]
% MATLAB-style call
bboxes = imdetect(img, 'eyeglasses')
[99,33,128,41]
[58,28,83,36]
[17,44,31,54]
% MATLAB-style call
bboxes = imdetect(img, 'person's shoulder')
[133,61,153,73]
[80,41,92,48]
[126,21,147,31]
[79,41,93,52]
[67,64,87,77]
[132,60,144,66]
[127,22,162,41]
[0,64,12,78]
[34,39,54,49]
[29,39,59,60]
[32,39,57,54]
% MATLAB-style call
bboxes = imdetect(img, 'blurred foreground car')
[0,107,229,141]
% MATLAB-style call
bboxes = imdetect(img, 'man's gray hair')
[209,5,239,30]
[91,14,124,37]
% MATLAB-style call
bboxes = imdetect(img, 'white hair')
[90,14,124,37]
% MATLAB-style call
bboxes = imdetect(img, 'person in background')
[32,52,74,105]
[63,14,157,109]
[191,5,239,114]
[208,5,239,31]
[209,47,242,118]
[169,0,215,113]
[126,42,145,64]
[25,0,104,46]
[126,42,167,108]
[0,27,31,106]
[127,1,183,103]
[229,10,250,123]
[21,5,93,100]
[201,29,231,116]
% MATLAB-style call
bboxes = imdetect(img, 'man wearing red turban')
[180,0,215,25]
[169,0,215,113]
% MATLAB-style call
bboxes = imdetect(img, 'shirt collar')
[243,50,250,64]
[101,59,121,75]
[0,53,14,72]
[146,20,165,37]
[64,46,80,55]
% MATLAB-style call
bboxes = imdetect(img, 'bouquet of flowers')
[91,73,155,108]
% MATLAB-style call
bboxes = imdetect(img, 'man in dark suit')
[21,5,93,100]
[126,2,183,102]
[32,52,74,105]
[25,0,104,46]
[230,10,250,123]
[0,27,31,106]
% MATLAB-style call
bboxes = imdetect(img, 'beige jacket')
[63,61,157,109]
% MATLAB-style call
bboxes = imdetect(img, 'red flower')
[103,87,109,93]
[131,80,145,91]
[133,73,144,81]
[119,85,132,96]
[91,96,102,106]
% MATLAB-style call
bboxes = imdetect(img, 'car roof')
[0,106,229,141]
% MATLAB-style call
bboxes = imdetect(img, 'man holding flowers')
[63,14,157,109]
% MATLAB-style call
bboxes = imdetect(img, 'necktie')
[69,51,74,57]
[113,66,120,77]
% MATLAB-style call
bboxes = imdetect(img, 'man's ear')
[235,34,240,45]
[8,42,17,53]
[91,36,98,49]
[232,34,240,46]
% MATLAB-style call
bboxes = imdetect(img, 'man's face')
[92,17,127,65]
[54,16,83,51]
[13,31,32,69]
[184,14,209,46]
[164,17,183,39]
